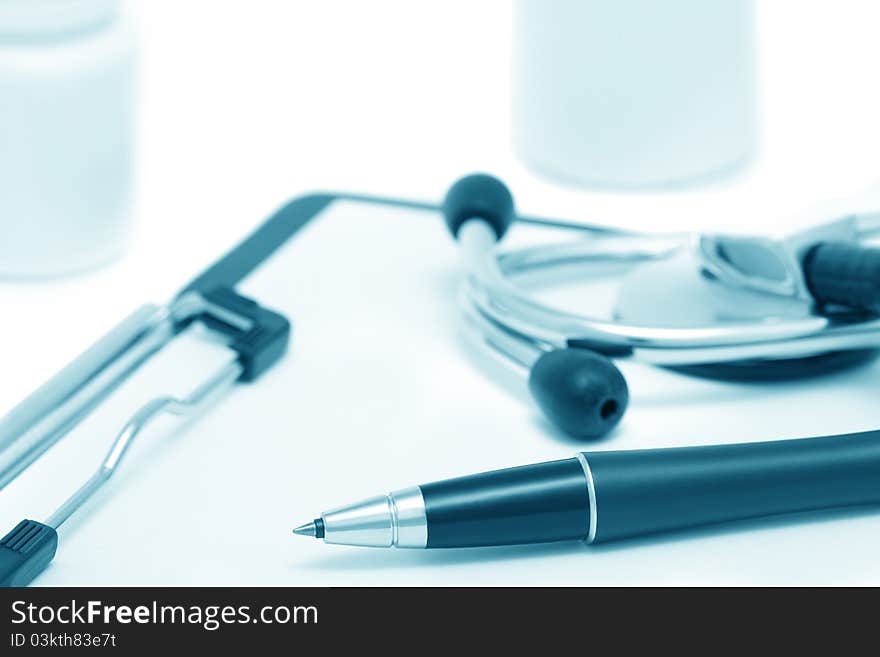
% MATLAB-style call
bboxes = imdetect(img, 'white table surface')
[3,1,880,585]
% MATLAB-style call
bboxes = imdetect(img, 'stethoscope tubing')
[459,218,880,367]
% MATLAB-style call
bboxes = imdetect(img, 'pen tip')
[293,521,316,537]
[293,520,324,538]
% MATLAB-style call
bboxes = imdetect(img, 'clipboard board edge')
[177,189,589,299]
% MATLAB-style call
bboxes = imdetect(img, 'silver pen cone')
[292,486,428,548]
[292,521,318,537]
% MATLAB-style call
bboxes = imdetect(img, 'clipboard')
[0,191,558,586]
[3,192,880,586]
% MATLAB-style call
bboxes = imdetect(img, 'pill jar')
[513,0,757,188]
[0,0,135,277]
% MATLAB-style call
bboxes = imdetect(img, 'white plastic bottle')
[513,0,757,188]
[0,0,135,277]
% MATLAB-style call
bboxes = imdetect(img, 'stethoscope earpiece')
[528,348,628,440]
[445,173,630,440]
[443,173,515,242]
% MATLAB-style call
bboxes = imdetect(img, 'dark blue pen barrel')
[584,430,880,543]
[421,458,590,548]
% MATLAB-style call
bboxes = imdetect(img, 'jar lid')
[0,0,119,36]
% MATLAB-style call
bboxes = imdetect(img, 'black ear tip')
[528,348,629,440]
[442,173,515,241]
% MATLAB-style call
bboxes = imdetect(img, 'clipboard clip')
[0,286,289,586]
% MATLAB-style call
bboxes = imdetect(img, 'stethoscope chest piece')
[613,250,878,379]
[615,251,814,328]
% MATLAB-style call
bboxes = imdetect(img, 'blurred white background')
[3,0,880,584]
[132,0,880,227]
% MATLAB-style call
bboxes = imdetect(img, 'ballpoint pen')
[293,429,880,548]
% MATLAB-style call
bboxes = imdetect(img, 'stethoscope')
[443,173,880,439]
